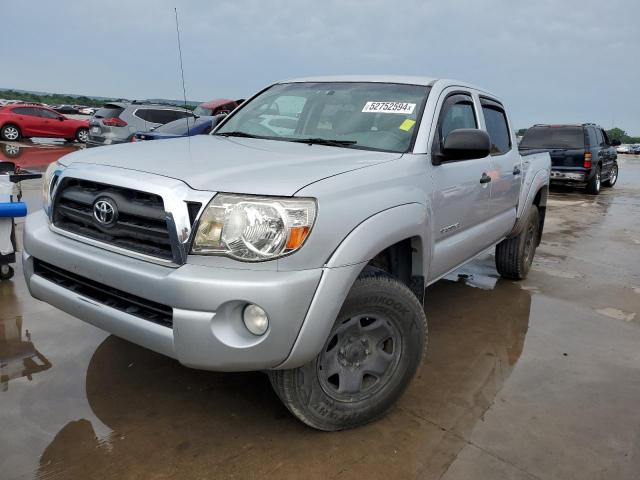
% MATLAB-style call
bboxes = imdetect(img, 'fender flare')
[509,169,549,238]
[325,202,429,272]
[276,203,429,369]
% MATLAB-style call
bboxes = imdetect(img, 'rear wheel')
[586,165,601,195]
[76,128,89,143]
[268,268,427,431]
[602,162,618,187]
[0,264,14,281]
[495,205,540,280]
[1,124,21,141]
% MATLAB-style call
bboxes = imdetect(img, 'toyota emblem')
[93,198,117,226]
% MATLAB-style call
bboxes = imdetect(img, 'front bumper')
[23,210,361,371]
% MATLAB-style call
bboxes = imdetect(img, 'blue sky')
[2,0,639,133]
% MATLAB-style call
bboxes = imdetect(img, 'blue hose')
[0,202,27,218]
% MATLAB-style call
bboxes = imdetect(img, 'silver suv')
[87,102,195,147]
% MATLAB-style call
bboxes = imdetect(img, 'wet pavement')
[1,146,639,479]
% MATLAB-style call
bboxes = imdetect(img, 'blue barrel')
[0,202,28,218]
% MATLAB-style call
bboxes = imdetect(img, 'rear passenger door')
[479,97,520,228]
[428,90,493,280]
[597,128,615,177]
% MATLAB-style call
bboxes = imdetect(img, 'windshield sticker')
[399,119,416,131]
[362,102,416,114]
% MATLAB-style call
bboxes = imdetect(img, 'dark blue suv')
[520,123,620,194]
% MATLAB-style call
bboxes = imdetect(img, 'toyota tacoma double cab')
[519,123,619,194]
[24,76,550,430]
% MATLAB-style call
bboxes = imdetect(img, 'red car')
[193,98,243,117]
[0,104,89,143]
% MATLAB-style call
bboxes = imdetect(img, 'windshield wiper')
[216,131,261,138]
[290,138,357,147]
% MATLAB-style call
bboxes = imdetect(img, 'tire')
[586,165,601,195]
[268,268,427,431]
[76,128,89,143]
[495,205,540,280]
[1,124,21,141]
[0,264,14,281]
[602,162,618,187]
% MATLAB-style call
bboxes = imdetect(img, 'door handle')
[513,166,521,175]
[480,173,492,184]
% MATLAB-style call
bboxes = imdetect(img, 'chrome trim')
[49,163,215,266]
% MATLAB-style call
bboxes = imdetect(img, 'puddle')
[596,308,637,322]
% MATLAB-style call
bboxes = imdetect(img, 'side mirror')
[611,139,621,146]
[435,129,491,164]
[58,116,65,121]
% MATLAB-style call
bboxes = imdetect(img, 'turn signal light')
[286,226,310,250]
[583,153,592,168]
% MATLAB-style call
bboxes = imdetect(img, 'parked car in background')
[520,123,619,194]
[0,104,89,142]
[616,144,631,154]
[77,106,97,115]
[87,102,196,147]
[133,115,225,141]
[51,105,79,115]
[193,98,243,117]
[26,75,550,431]
[629,144,640,155]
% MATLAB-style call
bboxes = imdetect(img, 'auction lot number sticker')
[362,101,416,114]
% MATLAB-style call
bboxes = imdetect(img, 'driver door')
[428,90,493,281]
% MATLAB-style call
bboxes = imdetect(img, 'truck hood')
[60,135,401,196]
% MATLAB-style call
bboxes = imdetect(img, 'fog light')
[243,304,269,335]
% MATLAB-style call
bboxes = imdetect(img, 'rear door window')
[520,126,585,149]
[594,128,604,146]
[136,109,194,125]
[12,107,39,116]
[480,99,511,155]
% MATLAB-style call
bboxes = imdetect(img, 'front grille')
[53,178,174,260]
[34,259,173,328]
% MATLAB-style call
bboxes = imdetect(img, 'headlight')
[192,194,316,261]
[42,161,64,213]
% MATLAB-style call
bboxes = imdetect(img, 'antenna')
[174,8,190,137]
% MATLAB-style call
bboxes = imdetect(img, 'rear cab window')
[520,126,586,150]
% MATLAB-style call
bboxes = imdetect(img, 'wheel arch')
[278,203,430,370]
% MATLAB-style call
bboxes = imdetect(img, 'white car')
[616,144,631,154]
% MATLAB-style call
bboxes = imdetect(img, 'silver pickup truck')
[23,76,550,430]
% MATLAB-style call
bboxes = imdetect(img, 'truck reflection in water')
[1,316,52,391]
[36,258,532,479]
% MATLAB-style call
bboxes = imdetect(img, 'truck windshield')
[215,82,430,153]
[520,126,585,149]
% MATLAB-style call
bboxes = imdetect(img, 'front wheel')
[495,205,540,280]
[602,162,618,187]
[268,268,427,431]
[76,128,89,143]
